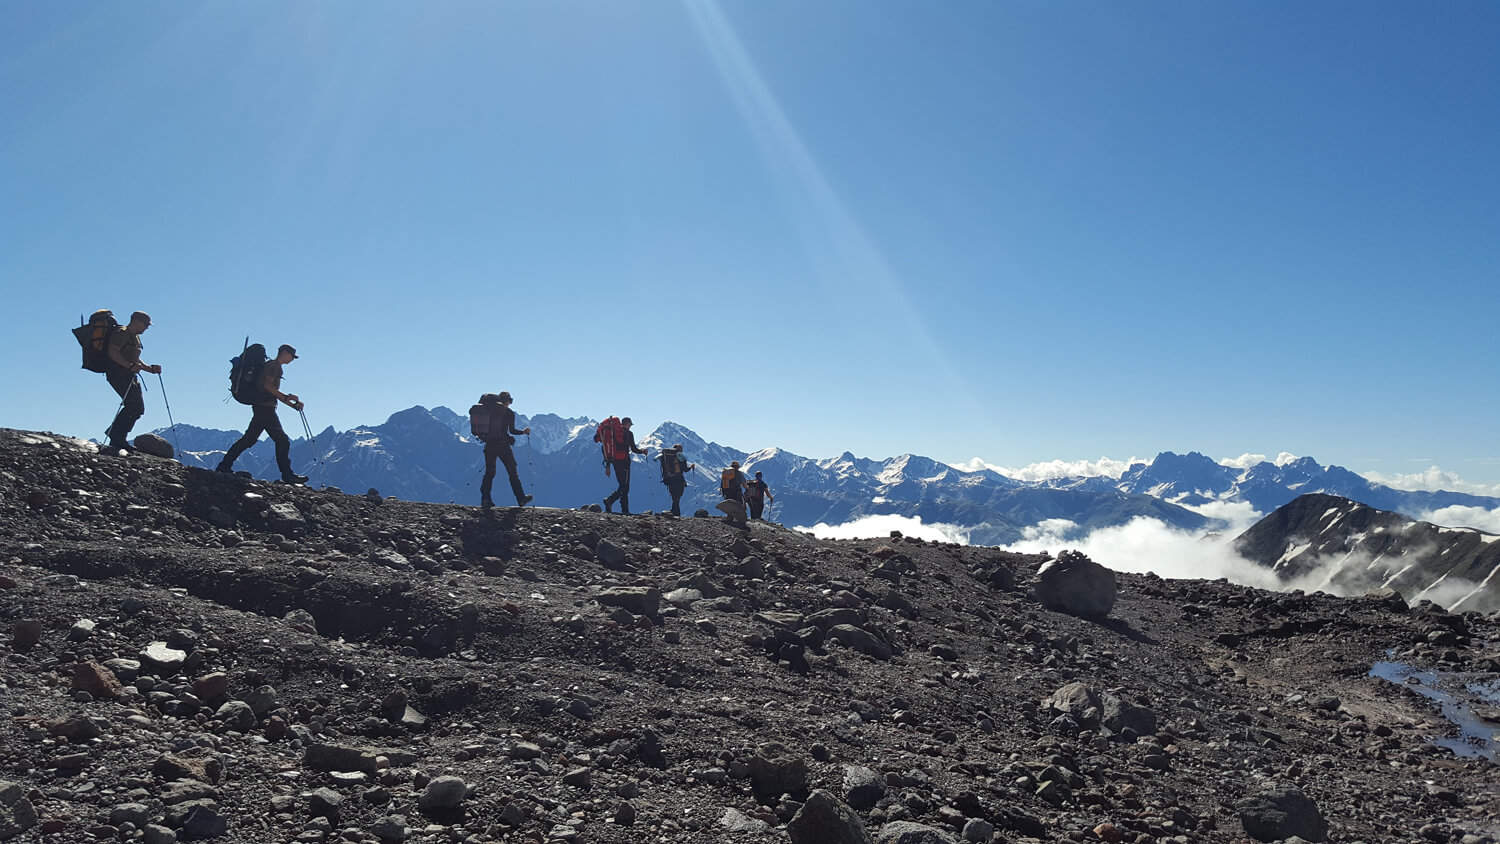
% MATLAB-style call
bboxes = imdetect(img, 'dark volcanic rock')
[1235,785,1328,842]
[1034,550,1117,617]
[0,427,1497,844]
[788,789,871,844]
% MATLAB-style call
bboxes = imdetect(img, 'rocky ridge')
[2,428,1500,843]
[1236,493,1500,613]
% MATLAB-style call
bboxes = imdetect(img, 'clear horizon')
[5,3,1496,487]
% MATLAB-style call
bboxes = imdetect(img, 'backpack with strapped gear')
[660,451,685,484]
[469,394,503,441]
[720,467,738,495]
[229,339,269,405]
[594,416,623,475]
[71,310,118,373]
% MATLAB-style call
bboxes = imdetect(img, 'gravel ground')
[2,427,1498,844]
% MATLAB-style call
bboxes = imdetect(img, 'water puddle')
[1370,660,1500,763]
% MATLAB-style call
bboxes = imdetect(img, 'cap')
[130,311,152,325]
[278,344,298,359]
[755,471,763,477]
[498,391,512,402]
[731,460,740,468]
[622,417,633,426]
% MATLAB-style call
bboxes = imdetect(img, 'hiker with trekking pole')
[745,470,775,521]
[596,416,648,515]
[657,443,695,517]
[216,343,308,484]
[89,310,160,454]
[467,391,533,509]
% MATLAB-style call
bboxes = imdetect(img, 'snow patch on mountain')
[1219,452,1303,470]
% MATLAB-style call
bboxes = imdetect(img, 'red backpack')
[594,417,624,473]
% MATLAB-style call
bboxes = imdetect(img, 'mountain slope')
[1233,493,1500,612]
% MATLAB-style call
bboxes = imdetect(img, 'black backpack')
[71,310,118,373]
[469,394,503,441]
[660,451,684,483]
[229,340,268,405]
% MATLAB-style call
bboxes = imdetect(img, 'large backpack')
[229,340,269,405]
[469,394,503,441]
[720,468,738,495]
[660,451,684,483]
[71,310,118,373]
[594,416,624,472]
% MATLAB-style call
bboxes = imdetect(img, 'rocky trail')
[2,427,1498,844]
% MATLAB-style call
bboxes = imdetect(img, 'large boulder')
[787,790,871,844]
[1235,785,1328,842]
[133,433,175,459]
[1034,550,1116,617]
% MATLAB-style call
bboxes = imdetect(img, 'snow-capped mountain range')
[153,407,1500,547]
[1046,450,1498,518]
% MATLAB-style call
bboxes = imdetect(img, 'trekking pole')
[526,433,537,503]
[297,407,327,483]
[155,372,183,457]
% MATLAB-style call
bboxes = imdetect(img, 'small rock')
[417,776,468,811]
[750,742,809,804]
[213,700,257,733]
[72,661,124,700]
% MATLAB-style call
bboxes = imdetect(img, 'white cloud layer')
[1362,467,1500,497]
[803,497,1500,612]
[796,514,972,545]
[1418,505,1500,535]
[950,456,1144,481]
[1000,516,1287,588]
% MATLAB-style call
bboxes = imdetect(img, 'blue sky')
[4,1,1497,488]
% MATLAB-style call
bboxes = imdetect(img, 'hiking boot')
[517,495,533,507]
[603,498,613,513]
[215,462,235,474]
[481,497,495,509]
[281,472,308,485]
[107,441,136,454]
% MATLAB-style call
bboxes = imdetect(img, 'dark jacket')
[621,430,647,457]
[485,404,526,444]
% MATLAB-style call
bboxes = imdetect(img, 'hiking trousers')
[603,458,632,513]
[105,368,144,446]
[222,405,292,474]
[665,478,686,516]
[481,439,526,505]
[747,496,766,520]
